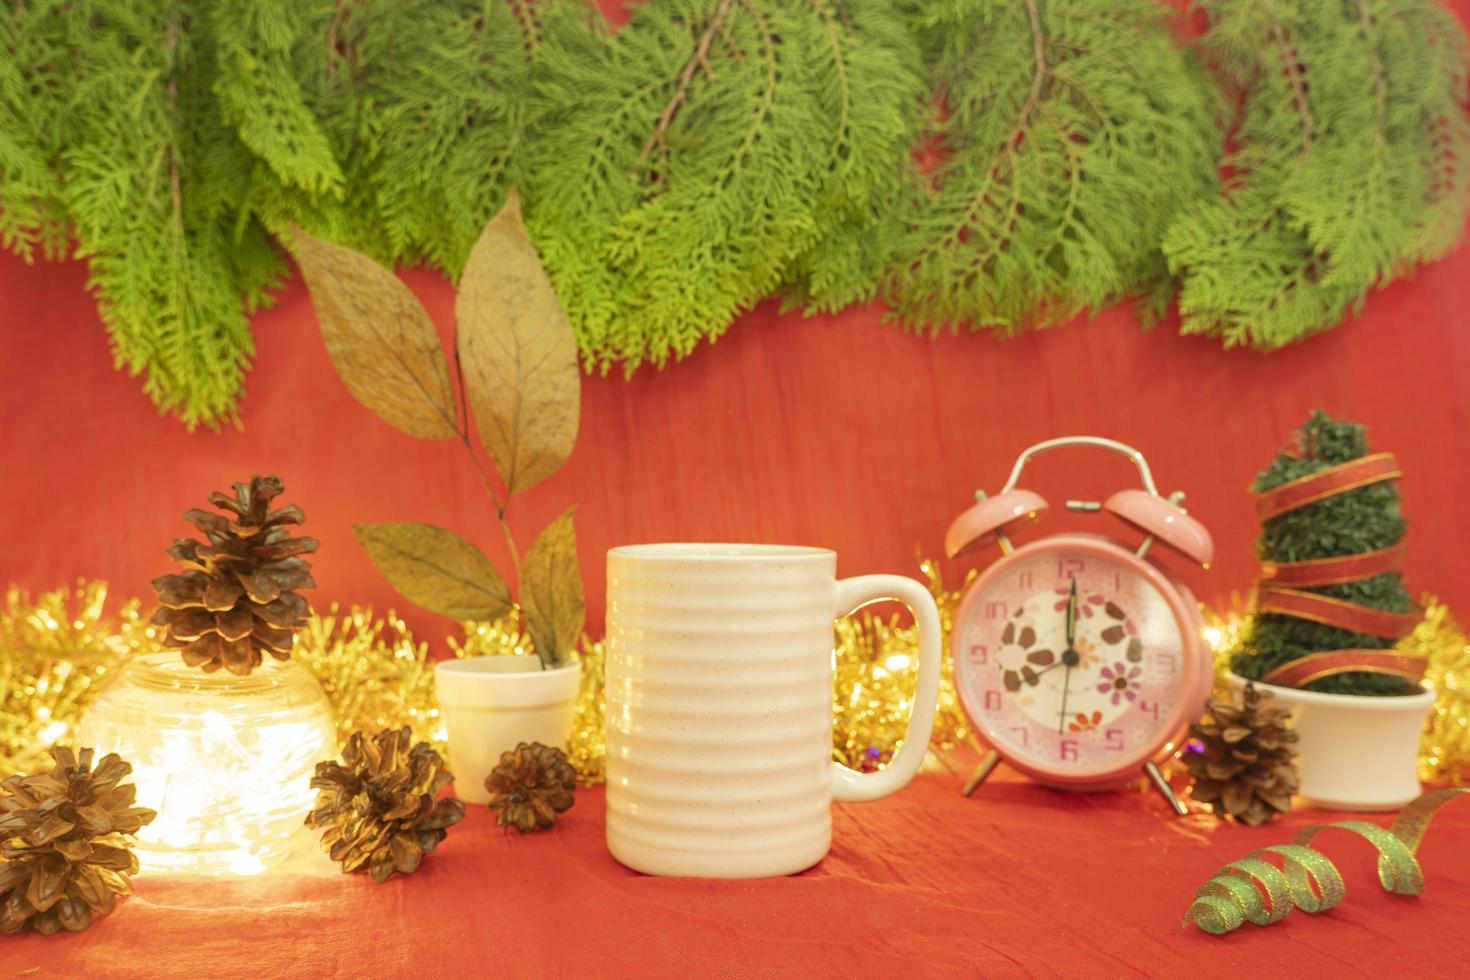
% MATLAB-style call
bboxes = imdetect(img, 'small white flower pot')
[435,657,581,804]
[1228,672,1434,811]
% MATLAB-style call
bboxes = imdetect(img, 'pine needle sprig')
[1164,0,1470,349]
[526,0,923,372]
[59,4,273,430]
[210,0,344,201]
[2,1,1465,425]
[885,0,1221,333]
[0,8,70,263]
[778,2,926,313]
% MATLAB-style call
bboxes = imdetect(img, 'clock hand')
[1065,578,1077,648]
[1031,659,1065,679]
[1058,579,1079,732]
[1058,663,1072,733]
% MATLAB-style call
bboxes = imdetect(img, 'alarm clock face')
[954,537,1195,783]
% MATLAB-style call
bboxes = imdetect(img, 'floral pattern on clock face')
[957,550,1185,773]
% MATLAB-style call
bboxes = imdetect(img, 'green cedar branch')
[1164,0,1470,349]
[886,0,1221,333]
[0,1,1465,426]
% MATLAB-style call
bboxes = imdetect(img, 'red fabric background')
[2,239,1469,638]
[2,4,1470,977]
[2,0,1469,634]
[5,770,1470,978]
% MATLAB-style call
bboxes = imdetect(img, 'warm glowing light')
[78,653,336,876]
[37,721,68,745]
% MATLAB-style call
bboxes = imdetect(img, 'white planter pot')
[435,657,581,805]
[1228,672,1434,811]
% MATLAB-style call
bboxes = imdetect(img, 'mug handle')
[830,575,942,802]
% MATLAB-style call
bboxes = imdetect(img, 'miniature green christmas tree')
[1233,412,1418,696]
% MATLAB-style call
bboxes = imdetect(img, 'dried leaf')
[456,190,580,494]
[354,523,512,621]
[292,228,459,441]
[520,508,585,668]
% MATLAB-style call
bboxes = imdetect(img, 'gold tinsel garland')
[1408,598,1470,784]
[832,558,975,771]
[3,577,1466,786]
[290,605,440,753]
[0,582,155,777]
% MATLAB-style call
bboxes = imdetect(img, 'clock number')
[1156,652,1177,674]
[1017,571,1034,592]
[969,644,988,666]
[1139,699,1160,722]
[1113,572,1122,592]
[1057,558,1085,580]
[984,601,1008,620]
[1009,726,1029,747]
[1105,728,1124,752]
[984,690,1001,711]
[1059,739,1078,762]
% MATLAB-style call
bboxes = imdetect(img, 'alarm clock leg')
[1144,761,1189,816]
[961,751,1001,796]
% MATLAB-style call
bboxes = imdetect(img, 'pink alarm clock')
[946,437,1213,814]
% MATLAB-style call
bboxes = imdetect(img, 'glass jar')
[78,653,336,876]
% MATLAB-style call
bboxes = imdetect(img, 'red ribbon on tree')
[1259,544,1405,588]
[1256,586,1419,641]
[1252,452,1425,689]
[1254,453,1403,522]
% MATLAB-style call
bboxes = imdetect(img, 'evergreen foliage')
[525,0,924,370]
[7,2,282,428]
[886,0,1221,331]
[1233,412,1418,697]
[1165,0,1470,348]
[1,1,1465,426]
[0,10,65,262]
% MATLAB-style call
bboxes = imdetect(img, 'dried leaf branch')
[293,192,584,667]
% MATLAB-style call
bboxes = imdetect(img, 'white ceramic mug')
[605,544,942,877]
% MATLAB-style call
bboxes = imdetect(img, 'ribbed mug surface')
[606,544,837,877]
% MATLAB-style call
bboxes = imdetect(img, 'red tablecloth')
[6,765,1469,978]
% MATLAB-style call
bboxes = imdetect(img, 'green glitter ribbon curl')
[1186,788,1469,935]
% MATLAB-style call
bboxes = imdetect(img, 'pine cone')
[1186,683,1300,826]
[151,474,318,675]
[0,747,155,935]
[305,727,464,883]
[485,742,577,833]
